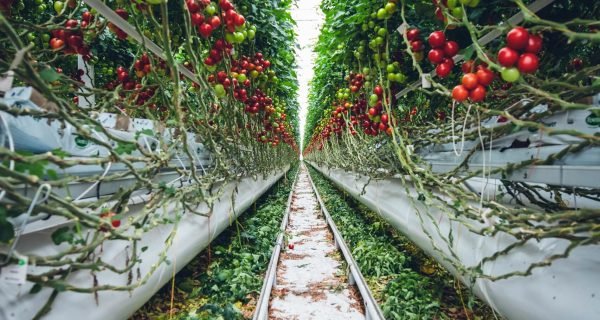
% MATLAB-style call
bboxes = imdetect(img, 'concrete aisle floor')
[268,167,364,320]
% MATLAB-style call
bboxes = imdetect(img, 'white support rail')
[308,161,600,320]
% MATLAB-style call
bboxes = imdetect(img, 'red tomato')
[506,27,529,50]
[428,49,445,64]
[191,13,205,26]
[410,40,424,52]
[234,14,246,26]
[517,53,539,73]
[525,34,543,54]
[452,85,469,102]
[428,31,446,48]
[374,85,384,96]
[49,38,65,50]
[469,85,486,102]
[476,68,495,86]
[443,41,460,57]
[462,60,475,73]
[435,61,452,78]
[497,47,520,67]
[210,16,221,28]
[461,73,479,90]
[186,0,200,13]
[198,23,213,38]
[406,28,420,41]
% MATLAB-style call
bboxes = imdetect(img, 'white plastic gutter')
[308,161,600,320]
[0,167,288,320]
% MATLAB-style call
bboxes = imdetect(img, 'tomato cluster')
[452,60,495,102]
[428,31,460,78]
[49,15,94,60]
[497,27,542,82]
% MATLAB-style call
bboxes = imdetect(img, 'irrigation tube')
[308,162,600,320]
[0,167,288,320]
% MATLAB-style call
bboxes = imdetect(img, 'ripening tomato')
[461,73,479,90]
[469,85,486,102]
[506,27,529,50]
[476,68,495,86]
[452,85,469,102]
[517,53,539,73]
[428,31,446,48]
[497,47,520,67]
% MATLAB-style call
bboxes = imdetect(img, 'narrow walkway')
[268,167,364,320]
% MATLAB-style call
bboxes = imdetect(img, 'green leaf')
[29,283,43,294]
[51,226,74,245]
[39,68,61,82]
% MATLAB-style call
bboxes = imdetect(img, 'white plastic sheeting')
[0,168,287,320]
[309,162,600,320]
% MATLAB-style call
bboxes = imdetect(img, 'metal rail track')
[253,164,385,320]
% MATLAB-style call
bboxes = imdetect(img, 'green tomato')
[373,53,381,62]
[225,32,236,43]
[42,33,50,42]
[214,84,226,98]
[361,24,369,31]
[357,46,365,53]
[384,2,396,13]
[205,3,217,15]
[234,32,245,43]
[237,74,247,83]
[364,81,371,88]
[451,7,464,18]
[368,21,375,28]
[376,8,387,20]
[54,1,64,13]
[369,94,379,106]
[501,67,520,83]
[375,36,384,45]
[34,0,43,4]
[468,0,480,7]
[27,32,36,41]
[395,73,406,83]
[447,0,458,9]
[386,64,395,73]
[387,73,396,81]
[377,28,387,37]
[37,4,47,12]
[247,29,256,40]
[362,67,370,75]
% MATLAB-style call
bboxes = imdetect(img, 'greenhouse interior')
[0,0,598,319]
